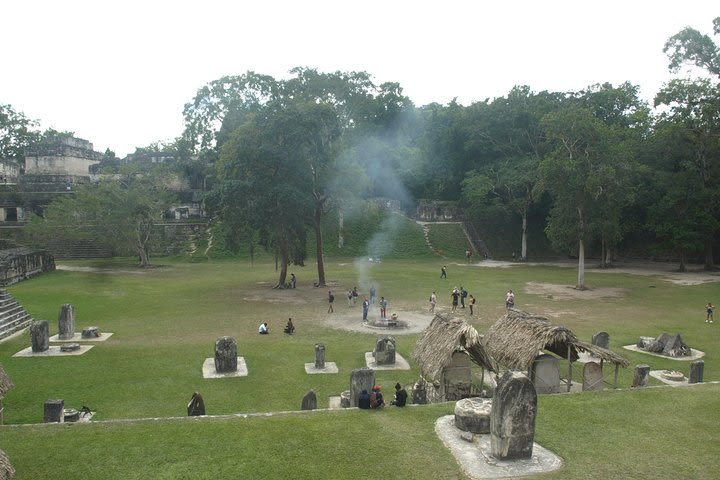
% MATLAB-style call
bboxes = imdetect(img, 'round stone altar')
[454,397,492,434]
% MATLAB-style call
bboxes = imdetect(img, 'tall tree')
[664,17,720,77]
[0,104,40,161]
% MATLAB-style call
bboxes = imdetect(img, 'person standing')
[347,289,353,307]
[451,288,460,313]
[440,265,447,279]
[369,285,377,304]
[505,290,515,310]
[284,318,295,334]
[468,294,476,315]
[352,287,358,305]
[460,286,468,309]
[362,297,370,321]
[706,302,715,323]
[379,296,387,319]
[290,273,296,288]
[328,291,335,313]
[429,291,437,313]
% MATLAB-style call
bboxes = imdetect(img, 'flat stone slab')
[202,357,248,378]
[50,332,114,342]
[13,345,94,357]
[649,370,689,386]
[328,396,342,409]
[622,344,705,361]
[304,362,339,374]
[364,352,411,370]
[435,415,563,479]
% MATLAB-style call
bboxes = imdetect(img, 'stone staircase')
[0,289,33,341]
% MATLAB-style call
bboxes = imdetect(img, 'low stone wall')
[0,245,56,286]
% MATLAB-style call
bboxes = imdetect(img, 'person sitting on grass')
[391,383,408,407]
[284,318,295,334]
[369,385,385,408]
[258,322,269,334]
[358,389,371,409]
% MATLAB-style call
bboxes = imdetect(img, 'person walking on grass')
[505,289,515,310]
[440,265,447,279]
[328,291,335,313]
[707,302,715,323]
[429,291,437,313]
[451,287,460,313]
[468,294,475,315]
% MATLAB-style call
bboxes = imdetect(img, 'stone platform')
[13,345,94,357]
[202,357,248,378]
[649,370,689,386]
[364,352,410,370]
[622,344,705,361]
[304,362,339,374]
[435,415,563,479]
[49,332,113,342]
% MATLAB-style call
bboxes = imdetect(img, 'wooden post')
[613,364,619,389]
[479,367,485,396]
[567,345,572,392]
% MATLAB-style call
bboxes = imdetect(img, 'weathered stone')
[44,399,64,423]
[57,304,75,340]
[591,331,610,349]
[63,408,80,422]
[314,343,326,369]
[340,390,351,408]
[30,320,49,352]
[454,397,492,434]
[60,343,80,352]
[490,371,537,460]
[632,364,650,387]
[349,368,375,407]
[81,326,100,338]
[214,336,238,373]
[301,390,317,410]
[531,354,561,394]
[661,333,691,357]
[187,392,205,416]
[412,378,428,405]
[636,336,654,349]
[373,335,396,365]
[582,361,603,391]
[689,360,704,384]
[443,351,472,401]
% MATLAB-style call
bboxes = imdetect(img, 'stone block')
[30,320,49,352]
[689,360,704,384]
[632,364,650,387]
[58,304,75,340]
[314,343,325,369]
[490,371,537,460]
[582,361,603,391]
[349,368,375,407]
[591,331,609,349]
[454,397,492,434]
[214,336,238,373]
[301,390,317,410]
[44,399,64,423]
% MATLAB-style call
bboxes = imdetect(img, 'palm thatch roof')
[0,448,15,479]
[0,365,14,397]
[412,314,496,381]
[484,309,629,370]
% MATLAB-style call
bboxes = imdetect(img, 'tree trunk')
[576,207,585,290]
[136,220,151,268]
[704,237,715,270]
[338,209,344,249]
[275,253,289,288]
[314,203,326,286]
[521,211,528,261]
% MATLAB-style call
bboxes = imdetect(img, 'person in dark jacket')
[391,383,408,407]
[358,389,371,409]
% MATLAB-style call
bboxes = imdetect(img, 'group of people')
[257,318,296,335]
[327,287,388,321]
[358,383,408,409]
[428,282,514,314]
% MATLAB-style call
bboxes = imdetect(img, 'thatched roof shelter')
[412,314,496,381]
[0,365,13,397]
[484,309,629,371]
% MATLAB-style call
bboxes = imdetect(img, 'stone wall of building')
[415,200,460,221]
[0,243,56,287]
[24,136,100,176]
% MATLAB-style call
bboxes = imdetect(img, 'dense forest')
[3,18,719,288]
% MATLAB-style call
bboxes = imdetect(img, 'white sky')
[1,1,717,157]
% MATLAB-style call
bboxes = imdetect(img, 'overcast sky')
[2,1,717,157]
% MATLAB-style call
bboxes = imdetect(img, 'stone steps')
[0,290,33,341]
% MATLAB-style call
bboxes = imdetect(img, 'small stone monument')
[454,397,492,434]
[314,343,326,369]
[58,304,75,340]
[373,335,396,365]
[632,364,650,387]
[340,390,351,408]
[582,362,603,391]
[187,392,205,416]
[301,390,317,410]
[214,336,238,373]
[591,331,610,349]
[350,368,375,407]
[412,377,428,405]
[490,371,537,460]
[60,343,81,352]
[531,354,561,394]
[44,399,64,423]
[30,320,49,353]
[81,326,100,339]
[689,360,704,384]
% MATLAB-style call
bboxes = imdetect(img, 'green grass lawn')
[1,256,719,479]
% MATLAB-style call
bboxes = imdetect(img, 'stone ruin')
[187,392,205,416]
[349,368,375,407]
[301,390,317,410]
[490,371,537,460]
[58,304,75,340]
[30,320,49,353]
[372,335,396,365]
[314,343,325,369]
[214,336,238,373]
[636,332,692,357]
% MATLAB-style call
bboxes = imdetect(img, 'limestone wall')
[0,246,56,287]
